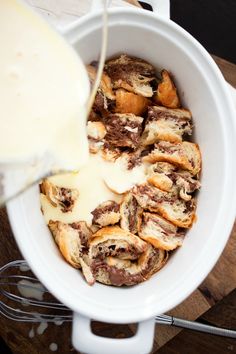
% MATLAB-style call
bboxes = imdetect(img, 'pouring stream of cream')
[0,0,90,170]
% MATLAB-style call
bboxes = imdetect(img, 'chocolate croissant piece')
[120,193,143,233]
[104,113,143,148]
[147,162,201,200]
[143,141,201,175]
[91,200,121,227]
[105,54,155,97]
[154,70,180,108]
[115,89,150,115]
[142,106,192,145]
[87,64,115,115]
[48,220,95,285]
[132,183,196,228]
[88,226,167,286]
[40,179,79,213]
[139,212,184,250]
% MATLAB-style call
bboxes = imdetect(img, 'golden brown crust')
[48,220,83,268]
[143,141,201,175]
[157,199,196,228]
[139,212,183,251]
[147,163,201,200]
[87,121,107,140]
[154,70,180,108]
[115,89,150,115]
[132,183,196,228]
[48,220,95,284]
[89,226,146,249]
[147,174,173,192]
[88,225,167,286]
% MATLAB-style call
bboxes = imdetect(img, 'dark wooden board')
[1,0,236,350]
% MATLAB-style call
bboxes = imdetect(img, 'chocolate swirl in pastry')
[120,193,143,234]
[105,54,155,97]
[40,179,79,213]
[91,200,121,227]
[147,162,201,200]
[132,183,196,228]
[139,212,184,250]
[142,106,192,145]
[48,220,94,285]
[86,65,115,116]
[88,226,168,286]
[144,141,201,176]
[104,113,144,149]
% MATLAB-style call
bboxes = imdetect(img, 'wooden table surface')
[1,2,236,354]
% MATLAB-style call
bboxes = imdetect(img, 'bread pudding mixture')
[40,54,201,286]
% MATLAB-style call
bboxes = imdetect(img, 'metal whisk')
[0,260,236,339]
[0,260,72,323]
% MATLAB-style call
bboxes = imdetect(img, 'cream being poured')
[0,0,90,171]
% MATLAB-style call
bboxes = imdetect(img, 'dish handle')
[90,0,170,18]
[72,312,155,354]
[144,0,170,19]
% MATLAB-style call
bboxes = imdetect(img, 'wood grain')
[0,2,236,353]
[157,289,236,354]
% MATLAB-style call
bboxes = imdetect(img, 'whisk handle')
[172,317,236,338]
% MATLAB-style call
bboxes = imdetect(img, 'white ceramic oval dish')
[7,1,236,353]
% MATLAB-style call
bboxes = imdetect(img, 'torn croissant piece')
[40,179,79,213]
[91,200,121,227]
[141,106,192,145]
[120,193,143,234]
[147,161,175,192]
[105,54,155,97]
[115,146,150,171]
[132,183,196,228]
[88,226,167,286]
[148,161,177,174]
[87,121,106,154]
[143,141,201,175]
[154,70,180,108]
[48,220,95,285]
[104,113,144,148]
[139,212,184,250]
[147,162,201,200]
[87,65,115,114]
[132,183,175,211]
[173,171,201,201]
[148,173,173,192]
[100,144,122,162]
[115,89,150,115]
[157,197,197,228]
